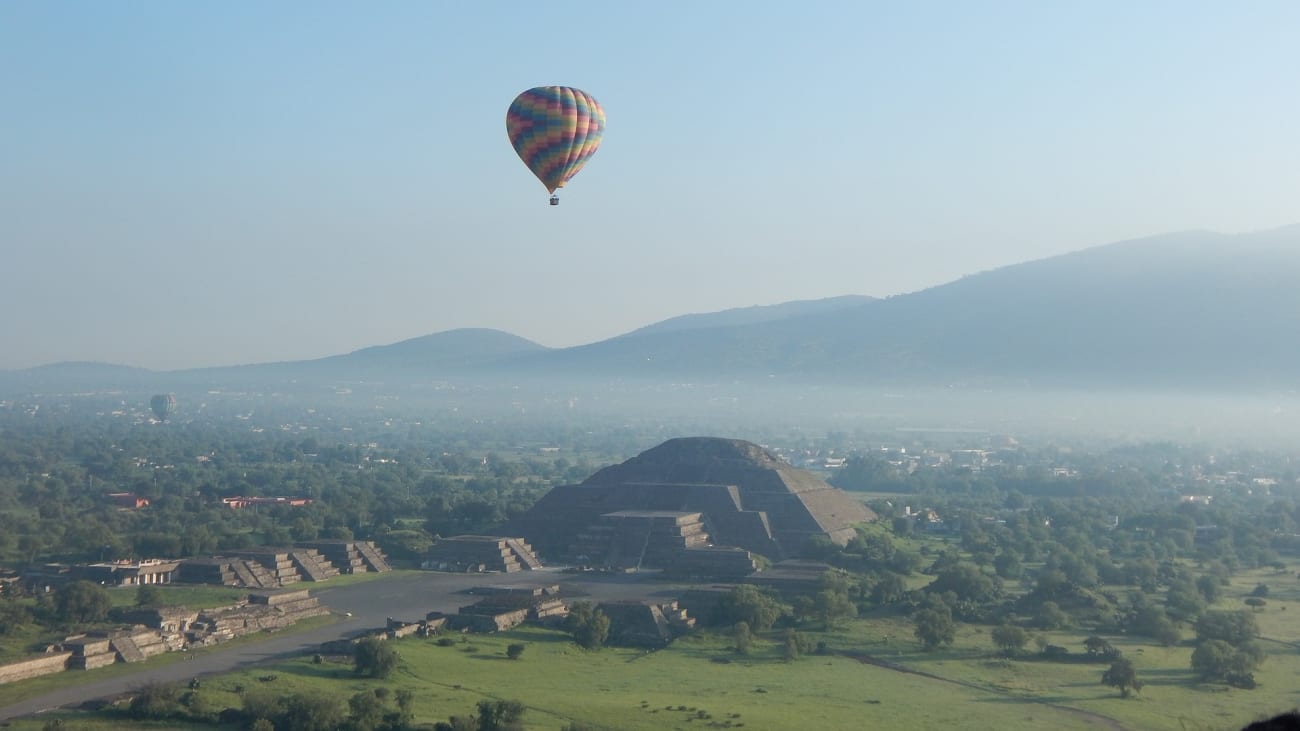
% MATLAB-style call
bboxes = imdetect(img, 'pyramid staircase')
[504,538,543,569]
[110,637,146,664]
[354,541,392,572]
[288,549,340,581]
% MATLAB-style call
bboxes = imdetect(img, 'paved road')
[0,569,683,722]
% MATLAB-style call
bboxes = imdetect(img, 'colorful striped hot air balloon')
[506,86,605,205]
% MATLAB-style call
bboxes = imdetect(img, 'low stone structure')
[677,585,742,626]
[664,546,759,580]
[598,599,696,648]
[62,636,116,670]
[745,559,833,593]
[176,557,277,588]
[424,536,543,573]
[227,549,303,586]
[178,546,350,588]
[187,589,328,645]
[447,590,569,632]
[0,652,72,685]
[296,540,392,574]
[118,605,200,634]
[72,559,179,586]
[0,590,328,686]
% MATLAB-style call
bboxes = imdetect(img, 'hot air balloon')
[150,394,176,422]
[506,86,605,205]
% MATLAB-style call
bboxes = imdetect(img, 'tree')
[733,621,752,656]
[281,691,346,731]
[1191,639,1263,684]
[1195,574,1222,603]
[55,580,111,625]
[1036,601,1072,630]
[813,588,857,628]
[1245,597,1267,611]
[135,584,164,608]
[994,552,1023,580]
[388,688,415,729]
[869,572,909,605]
[1165,578,1206,622]
[991,624,1030,657]
[434,717,479,731]
[1101,657,1143,698]
[718,586,786,632]
[353,637,400,679]
[1251,583,1271,598]
[913,601,956,651]
[1083,635,1118,659]
[476,699,526,731]
[506,643,526,660]
[348,690,385,731]
[564,602,610,650]
[781,628,814,662]
[1195,610,1259,647]
[127,681,182,720]
[925,563,1002,605]
[1151,618,1182,647]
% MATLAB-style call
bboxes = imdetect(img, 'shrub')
[353,637,399,679]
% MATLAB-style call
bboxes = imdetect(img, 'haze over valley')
[6,226,1299,447]
[5,3,1300,730]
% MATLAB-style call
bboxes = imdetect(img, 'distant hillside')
[7,227,1299,392]
[624,295,875,337]
[320,328,547,369]
[0,361,152,391]
[210,328,551,382]
[516,225,1300,388]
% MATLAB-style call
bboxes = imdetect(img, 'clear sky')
[2,2,1298,370]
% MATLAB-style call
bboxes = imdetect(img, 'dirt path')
[841,651,1130,731]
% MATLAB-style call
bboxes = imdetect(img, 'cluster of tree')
[1191,610,1265,688]
[354,638,401,679]
[433,700,527,731]
[802,442,1300,696]
[0,415,590,569]
[563,602,610,650]
[119,681,417,731]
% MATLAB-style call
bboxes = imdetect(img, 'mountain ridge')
[5,225,1298,390]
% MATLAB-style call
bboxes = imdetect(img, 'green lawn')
[107,584,248,609]
[68,626,1109,731]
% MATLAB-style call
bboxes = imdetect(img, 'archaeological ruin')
[423,535,543,573]
[174,540,390,589]
[500,437,875,568]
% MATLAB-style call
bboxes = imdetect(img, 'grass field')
[76,626,1113,731]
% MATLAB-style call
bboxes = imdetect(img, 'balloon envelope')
[150,394,176,421]
[506,86,605,194]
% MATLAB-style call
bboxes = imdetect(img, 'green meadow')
[30,625,1107,731]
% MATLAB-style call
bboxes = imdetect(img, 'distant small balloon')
[506,86,605,203]
[150,393,176,421]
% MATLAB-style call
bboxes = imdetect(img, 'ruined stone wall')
[0,652,71,685]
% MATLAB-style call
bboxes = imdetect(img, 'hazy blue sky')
[2,2,1297,370]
